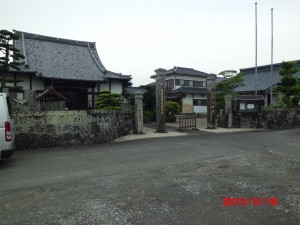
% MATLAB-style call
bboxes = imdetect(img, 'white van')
[0,93,15,159]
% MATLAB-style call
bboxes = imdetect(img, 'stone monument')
[153,68,167,133]
[134,92,144,134]
[225,95,233,128]
[207,74,216,129]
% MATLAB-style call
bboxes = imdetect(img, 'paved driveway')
[0,128,299,225]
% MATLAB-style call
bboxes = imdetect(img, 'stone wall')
[14,110,135,150]
[218,109,300,129]
[260,109,300,129]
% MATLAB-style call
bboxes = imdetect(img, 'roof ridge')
[13,30,96,47]
[87,43,106,74]
[240,60,300,71]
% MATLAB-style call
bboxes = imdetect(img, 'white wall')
[16,74,30,89]
[111,80,123,94]
[193,94,207,114]
[32,77,44,90]
[165,75,207,90]
[100,83,109,91]
[194,106,207,114]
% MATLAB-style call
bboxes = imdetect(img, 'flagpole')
[270,8,274,105]
[255,2,258,96]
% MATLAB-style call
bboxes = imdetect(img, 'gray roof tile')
[151,67,215,78]
[235,61,300,92]
[13,30,131,82]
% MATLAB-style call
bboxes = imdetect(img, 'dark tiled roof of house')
[165,67,211,77]
[151,67,215,78]
[236,95,264,101]
[123,87,147,95]
[36,86,68,101]
[13,30,131,82]
[235,61,300,92]
[168,87,207,95]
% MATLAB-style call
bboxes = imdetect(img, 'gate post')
[225,95,233,128]
[153,68,167,133]
[134,92,144,134]
[207,75,216,129]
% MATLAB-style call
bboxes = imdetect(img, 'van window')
[6,96,13,118]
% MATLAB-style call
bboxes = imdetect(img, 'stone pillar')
[24,90,37,111]
[207,75,216,129]
[225,95,233,128]
[134,92,144,134]
[154,68,167,133]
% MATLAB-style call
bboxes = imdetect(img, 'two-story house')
[152,67,216,114]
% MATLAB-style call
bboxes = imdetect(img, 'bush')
[144,110,156,123]
[166,101,180,122]
[96,90,122,110]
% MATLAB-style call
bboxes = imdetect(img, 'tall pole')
[270,8,274,105]
[255,2,258,96]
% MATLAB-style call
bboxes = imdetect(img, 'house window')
[88,94,93,108]
[175,79,193,86]
[193,99,207,106]
[194,81,207,87]
[166,80,174,89]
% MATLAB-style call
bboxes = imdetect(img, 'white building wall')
[100,83,109,91]
[15,74,30,89]
[32,77,44,90]
[193,94,207,114]
[111,80,123,94]
[182,95,193,113]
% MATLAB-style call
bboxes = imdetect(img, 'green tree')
[277,61,300,108]
[218,70,238,78]
[140,84,155,111]
[96,90,122,110]
[166,101,180,122]
[215,72,244,112]
[0,30,24,91]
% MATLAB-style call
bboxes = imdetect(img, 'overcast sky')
[2,0,300,86]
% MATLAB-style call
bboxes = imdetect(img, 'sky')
[2,0,300,86]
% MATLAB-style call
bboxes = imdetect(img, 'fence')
[14,110,136,150]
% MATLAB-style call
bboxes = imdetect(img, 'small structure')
[236,95,264,128]
[36,87,67,111]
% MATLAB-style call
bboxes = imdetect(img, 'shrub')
[166,101,180,122]
[96,90,122,110]
[144,110,156,123]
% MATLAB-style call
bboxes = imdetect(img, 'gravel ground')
[0,128,299,225]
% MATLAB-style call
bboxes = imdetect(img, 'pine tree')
[277,61,300,108]
[0,30,24,91]
[96,90,122,110]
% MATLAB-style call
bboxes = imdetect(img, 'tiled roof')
[235,61,300,92]
[36,87,68,101]
[168,87,207,95]
[236,95,264,101]
[123,87,147,95]
[13,30,131,82]
[151,67,215,78]
[166,67,211,77]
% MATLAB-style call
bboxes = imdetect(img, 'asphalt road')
[0,128,299,225]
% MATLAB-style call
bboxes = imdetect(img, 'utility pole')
[255,2,258,96]
[270,8,274,105]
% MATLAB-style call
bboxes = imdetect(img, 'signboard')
[238,102,260,113]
